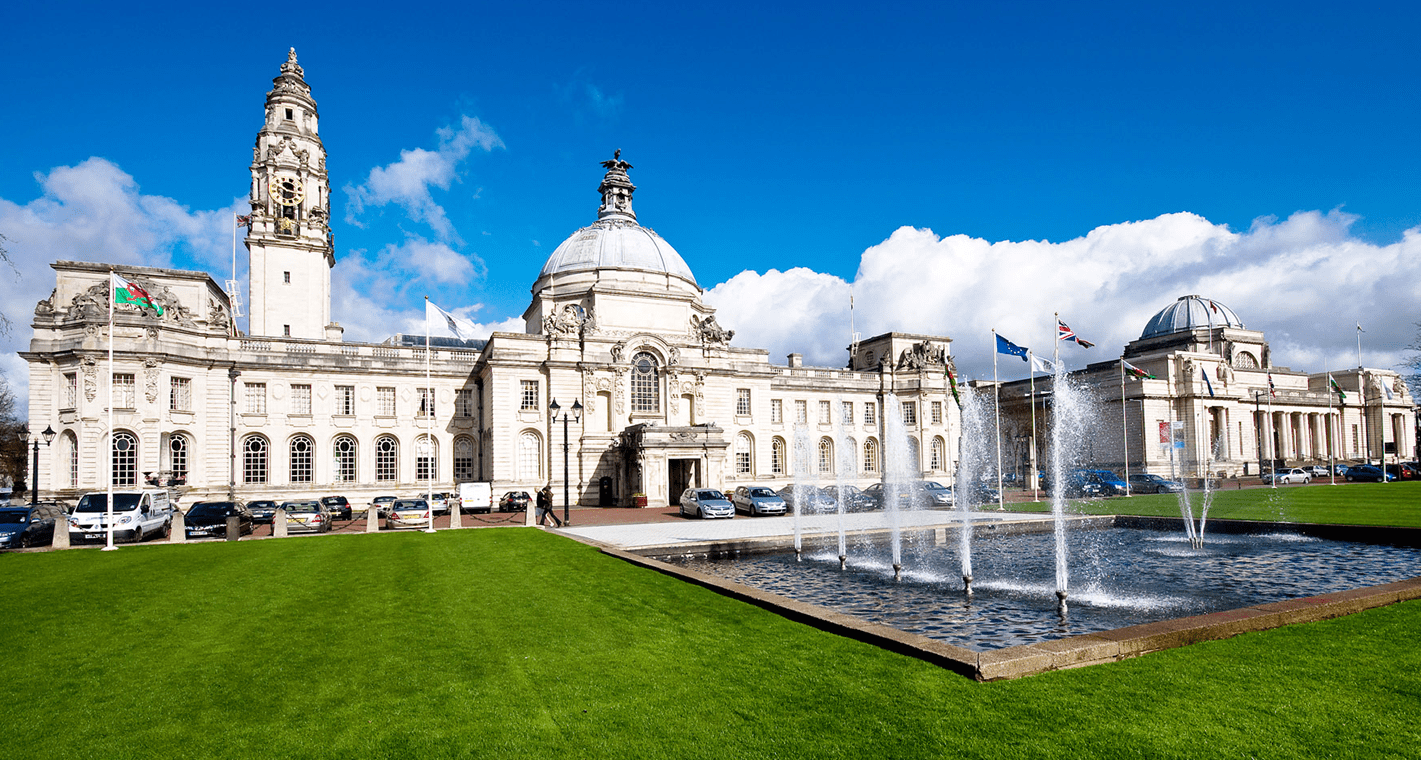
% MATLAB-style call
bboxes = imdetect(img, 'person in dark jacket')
[535,485,561,527]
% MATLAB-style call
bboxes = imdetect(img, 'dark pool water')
[668,527,1421,651]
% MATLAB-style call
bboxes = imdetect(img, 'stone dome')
[536,151,698,288]
[1140,295,1244,339]
[539,219,697,285]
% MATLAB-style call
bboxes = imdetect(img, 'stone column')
[53,515,71,549]
[274,508,289,538]
[226,516,240,542]
[169,510,186,544]
[365,505,378,533]
[450,501,462,529]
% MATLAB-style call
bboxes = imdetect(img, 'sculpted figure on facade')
[81,355,98,401]
[144,359,161,403]
[610,342,626,364]
[1394,376,1409,400]
[542,304,587,337]
[691,314,734,346]
[34,290,57,317]
[896,340,946,370]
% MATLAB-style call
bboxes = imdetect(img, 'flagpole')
[1356,324,1370,467]
[1327,371,1336,485]
[425,297,435,533]
[1267,383,1276,489]
[992,329,1003,511]
[1120,360,1129,495]
[1029,352,1039,502]
[105,272,117,551]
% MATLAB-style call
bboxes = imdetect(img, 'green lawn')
[1010,480,1421,527]
[3,526,1419,759]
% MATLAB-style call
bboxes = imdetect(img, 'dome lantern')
[597,150,637,222]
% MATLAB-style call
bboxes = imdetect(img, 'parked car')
[283,500,332,533]
[953,481,1001,506]
[679,488,734,519]
[858,481,955,509]
[732,486,787,516]
[427,492,451,515]
[248,500,280,524]
[1345,465,1395,482]
[777,485,837,513]
[459,482,493,514]
[1042,472,1106,498]
[1384,463,1418,481]
[830,484,881,512]
[1127,473,1184,494]
[1331,464,1351,476]
[498,491,531,512]
[0,502,65,549]
[184,501,253,539]
[321,496,352,520]
[1262,468,1312,485]
[1075,469,1130,496]
[386,498,432,530]
[1304,465,1331,478]
[370,495,398,518]
[69,490,174,544]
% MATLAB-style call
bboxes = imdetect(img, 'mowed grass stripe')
[2,523,1418,759]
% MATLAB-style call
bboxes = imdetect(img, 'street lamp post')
[21,426,57,505]
[548,398,582,527]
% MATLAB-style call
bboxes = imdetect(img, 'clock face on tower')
[268,176,305,207]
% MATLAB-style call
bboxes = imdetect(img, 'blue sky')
[4,1,1420,400]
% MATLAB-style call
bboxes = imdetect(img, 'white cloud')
[344,115,504,241]
[0,158,242,404]
[374,236,480,284]
[704,211,1421,383]
[329,247,512,345]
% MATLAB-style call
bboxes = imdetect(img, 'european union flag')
[996,334,1028,362]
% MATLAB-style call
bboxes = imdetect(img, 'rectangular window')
[736,388,751,417]
[795,400,808,425]
[456,388,474,418]
[931,400,943,425]
[377,386,395,416]
[283,325,291,337]
[335,385,354,416]
[902,401,917,426]
[818,400,831,425]
[245,382,267,414]
[842,401,853,424]
[419,387,433,417]
[865,402,877,426]
[63,373,77,409]
[170,377,192,411]
[521,380,539,411]
[114,373,136,409]
[283,271,291,284]
[771,399,783,424]
[291,383,312,415]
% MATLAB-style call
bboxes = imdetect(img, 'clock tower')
[245,48,339,340]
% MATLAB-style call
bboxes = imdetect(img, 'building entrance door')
[668,458,700,505]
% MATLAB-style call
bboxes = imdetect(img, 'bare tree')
[1405,322,1421,399]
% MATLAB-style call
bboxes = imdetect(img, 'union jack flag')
[1268,372,1276,398]
[1057,319,1094,348]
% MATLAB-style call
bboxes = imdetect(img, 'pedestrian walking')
[536,485,561,527]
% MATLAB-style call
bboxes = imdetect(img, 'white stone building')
[21,51,964,508]
[991,296,1416,482]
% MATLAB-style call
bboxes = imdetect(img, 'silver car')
[282,500,331,533]
[679,488,734,519]
[1262,468,1312,485]
[732,486,787,516]
[386,499,432,530]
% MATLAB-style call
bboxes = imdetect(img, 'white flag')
[426,300,478,341]
[1030,354,1057,374]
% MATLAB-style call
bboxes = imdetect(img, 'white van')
[70,490,174,544]
[459,482,493,514]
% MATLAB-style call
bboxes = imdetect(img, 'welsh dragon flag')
[945,365,963,408]
[1121,359,1154,380]
[1328,374,1347,404]
[112,272,163,315]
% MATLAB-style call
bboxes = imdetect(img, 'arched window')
[169,434,190,483]
[333,435,357,482]
[112,431,138,486]
[454,436,475,481]
[375,435,398,482]
[61,431,78,488]
[863,438,879,473]
[818,437,834,475]
[517,431,542,482]
[1233,352,1258,369]
[289,435,314,483]
[631,352,660,413]
[242,435,268,484]
[416,435,438,481]
[930,436,946,472]
[771,437,786,476]
[735,432,754,475]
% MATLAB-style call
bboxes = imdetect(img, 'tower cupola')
[597,150,637,222]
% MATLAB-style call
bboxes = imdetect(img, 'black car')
[0,503,65,549]
[776,485,836,514]
[248,500,280,524]
[321,496,352,520]
[1127,473,1184,494]
[184,501,253,539]
[499,491,531,512]
[1042,472,1106,498]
